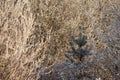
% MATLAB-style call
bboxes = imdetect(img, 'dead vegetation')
[0,0,120,80]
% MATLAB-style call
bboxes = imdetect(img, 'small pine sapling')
[65,25,90,63]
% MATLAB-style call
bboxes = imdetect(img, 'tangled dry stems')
[0,0,120,80]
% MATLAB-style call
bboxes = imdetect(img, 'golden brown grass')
[0,0,120,80]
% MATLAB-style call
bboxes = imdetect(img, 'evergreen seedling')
[65,25,89,63]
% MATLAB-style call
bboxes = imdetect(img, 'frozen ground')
[0,0,120,80]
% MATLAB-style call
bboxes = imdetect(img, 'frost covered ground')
[0,0,120,80]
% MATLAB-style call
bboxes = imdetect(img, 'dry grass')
[0,0,120,80]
